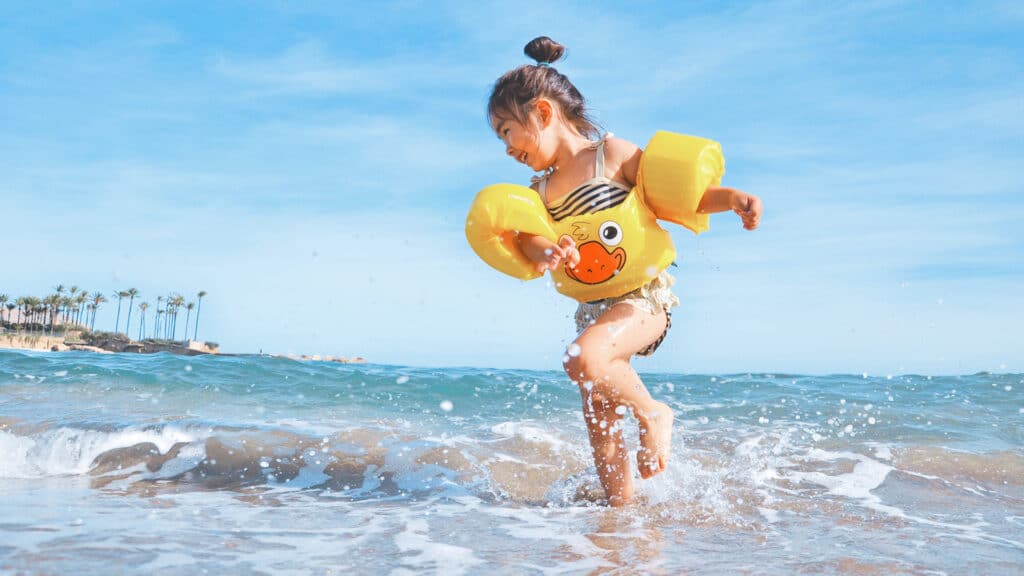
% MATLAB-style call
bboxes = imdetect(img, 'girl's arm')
[517,182,580,273]
[611,137,761,230]
[605,137,642,187]
[698,186,762,230]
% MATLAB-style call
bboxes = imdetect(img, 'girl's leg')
[581,391,631,505]
[564,302,674,505]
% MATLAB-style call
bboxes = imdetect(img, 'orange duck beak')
[565,241,627,285]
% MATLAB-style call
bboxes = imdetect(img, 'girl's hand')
[557,235,580,270]
[732,193,763,230]
[518,233,573,273]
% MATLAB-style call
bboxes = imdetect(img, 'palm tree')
[90,292,106,331]
[61,296,74,329]
[162,294,172,340]
[28,297,41,329]
[113,291,128,334]
[45,294,62,334]
[168,293,185,338]
[154,296,164,339]
[75,292,89,328]
[138,302,149,341]
[124,288,139,338]
[193,290,207,341]
[63,287,76,328]
[15,297,28,329]
[5,303,14,327]
[155,309,164,339]
[164,294,174,340]
[183,302,195,342]
[30,299,44,332]
[0,293,7,326]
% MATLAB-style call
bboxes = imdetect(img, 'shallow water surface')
[1,351,1021,574]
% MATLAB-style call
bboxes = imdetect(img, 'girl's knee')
[562,343,609,385]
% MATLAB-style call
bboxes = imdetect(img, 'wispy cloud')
[210,40,488,98]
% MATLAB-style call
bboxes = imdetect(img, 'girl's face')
[491,101,555,172]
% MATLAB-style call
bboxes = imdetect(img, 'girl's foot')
[636,401,673,479]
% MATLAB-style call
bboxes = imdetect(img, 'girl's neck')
[547,130,595,173]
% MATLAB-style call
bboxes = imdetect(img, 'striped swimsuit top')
[535,137,632,221]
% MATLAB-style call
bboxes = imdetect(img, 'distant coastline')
[271,353,367,364]
[0,331,366,363]
[0,331,218,356]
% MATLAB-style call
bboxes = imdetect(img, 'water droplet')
[185,365,192,372]
[396,375,410,384]
[439,400,453,412]
[566,343,582,357]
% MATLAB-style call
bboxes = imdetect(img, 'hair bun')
[523,36,565,65]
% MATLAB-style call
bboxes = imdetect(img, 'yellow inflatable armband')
[465,183,557,280]
[637,131,725,234]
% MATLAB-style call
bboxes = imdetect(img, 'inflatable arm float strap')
[637,131,725,235]
[465,184,557,280]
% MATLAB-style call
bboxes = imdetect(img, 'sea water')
[0,350,1021,575]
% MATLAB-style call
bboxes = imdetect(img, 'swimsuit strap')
[530,171,552,202]
[592,132,613,179]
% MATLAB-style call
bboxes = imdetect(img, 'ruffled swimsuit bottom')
[573,269,680,357]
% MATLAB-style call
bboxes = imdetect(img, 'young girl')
[480,36,762,506]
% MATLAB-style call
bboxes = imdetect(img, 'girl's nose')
[505,145,516,157]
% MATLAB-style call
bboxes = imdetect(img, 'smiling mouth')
[519,152,528,164]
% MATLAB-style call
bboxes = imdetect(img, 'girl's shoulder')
[602,135,643,186]
[603,135,641,156]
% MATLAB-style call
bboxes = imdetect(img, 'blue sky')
[2,1,1022,374]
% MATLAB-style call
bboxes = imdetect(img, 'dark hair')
[487,36,600,139]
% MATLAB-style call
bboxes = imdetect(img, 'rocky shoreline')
[0,332,365,363]
[0,332,218,356]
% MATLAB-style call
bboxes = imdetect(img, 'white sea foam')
[791,448,893,501]
[393,517,482,574]
[0,426,204,479]
[490,421,571,451]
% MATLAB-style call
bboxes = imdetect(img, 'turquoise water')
[1,350,1021,574]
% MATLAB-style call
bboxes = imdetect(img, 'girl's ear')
[534,98,554,128]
